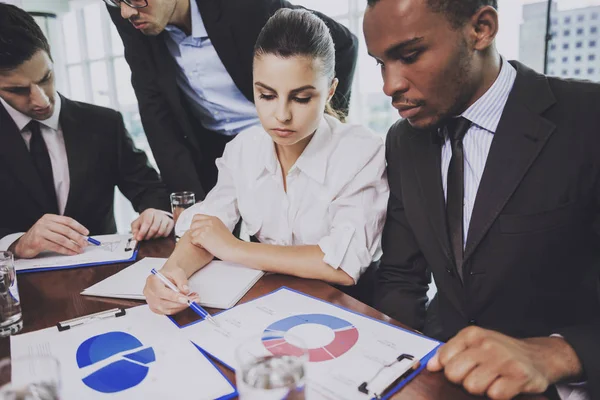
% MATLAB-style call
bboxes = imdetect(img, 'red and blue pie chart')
[262,314,359,362]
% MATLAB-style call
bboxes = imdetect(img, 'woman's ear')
[328,78,339,102]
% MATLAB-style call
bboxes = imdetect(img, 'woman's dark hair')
[254,9,344,121]
[0,3,52,72]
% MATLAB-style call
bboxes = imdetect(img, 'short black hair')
[0,2,52,71]
[366,0,498,29]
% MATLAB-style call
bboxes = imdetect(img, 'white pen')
[150,268,220,327]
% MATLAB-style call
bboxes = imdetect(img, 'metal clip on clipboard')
[56,308,126,332]
[358,353,418,399]
[125,237,138,252]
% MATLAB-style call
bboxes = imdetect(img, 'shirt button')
[469,319,477,325]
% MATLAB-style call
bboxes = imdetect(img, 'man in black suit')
[364,0,599,398]
[106,0,358,198]
[0,4,173,259]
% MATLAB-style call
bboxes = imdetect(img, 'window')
[551,43,557,51]
[562,69,569,75]
[563,29,570,36]
[564,16,571,24]
[588,68,595,74]
[60,4,152,233]
[591,40,597,47]
[592,27,598,34]
[562,56,569,62]
[590,54,597,61]
[577,28,584,35]
[575,55,582,62]
[563,43,570,49]
[592,12,599,20]
[575,68,581,75]
[576,41,582,48]
[577,15,585,22]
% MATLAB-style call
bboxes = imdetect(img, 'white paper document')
[182,287,442,400]
[81,257,264,309]
[10,305,235,400]
[15,234,137,272]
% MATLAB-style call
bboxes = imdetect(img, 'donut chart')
[262,314,359,362]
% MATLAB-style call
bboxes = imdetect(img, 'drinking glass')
[0,252,22,337]
[0,356,61,400]
[235,333,308,400]
[170,191,195,240]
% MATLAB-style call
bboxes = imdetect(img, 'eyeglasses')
[103,0,149,9]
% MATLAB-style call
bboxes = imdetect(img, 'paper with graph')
[14,234,137,273]
[10,305,235,400]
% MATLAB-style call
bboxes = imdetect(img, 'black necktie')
[445,117,471,280]
[27,120,59,214]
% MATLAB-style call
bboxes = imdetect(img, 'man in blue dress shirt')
[106,0,358,199]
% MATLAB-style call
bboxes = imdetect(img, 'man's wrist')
[524,337,584,384]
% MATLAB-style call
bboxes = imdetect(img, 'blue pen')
[150,268,220,327]
[85,236,101,246]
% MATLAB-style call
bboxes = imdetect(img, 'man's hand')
[427,326,583,399]
[11,214,90,259]
[131,209,174,241]
[189,214,239,261]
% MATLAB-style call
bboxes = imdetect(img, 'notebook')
[81,257,264,309]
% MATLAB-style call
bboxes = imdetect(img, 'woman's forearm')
[229,241,354,286]
[163,231,214,278]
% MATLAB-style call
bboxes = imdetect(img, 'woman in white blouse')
[144,9,389,315]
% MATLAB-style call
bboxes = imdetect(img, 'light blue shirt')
[441,57,517,246]
[164,0,260,136]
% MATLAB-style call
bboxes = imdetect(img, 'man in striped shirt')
[365,0,599,398]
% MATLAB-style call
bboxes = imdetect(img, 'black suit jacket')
[0,95,170,238]
[376,61,600,395]
[108,0,358,198]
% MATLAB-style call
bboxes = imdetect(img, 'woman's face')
[253,54,336,147]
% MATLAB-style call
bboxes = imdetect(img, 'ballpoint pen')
[150,268,220,327]
[85,236,101,246]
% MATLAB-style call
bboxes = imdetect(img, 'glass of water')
[0,252,22,337]
[170,191,195,240]
[0,355,61,400]
[235,333,308,400]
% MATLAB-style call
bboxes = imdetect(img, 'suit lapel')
[60,96,89,216]
[409,128,453,263]
[464,62,557,263]
[0,103,52,211]
[197,0,247,99]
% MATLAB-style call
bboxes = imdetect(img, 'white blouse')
[176,115,389,283]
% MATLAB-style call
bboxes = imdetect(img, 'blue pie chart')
[76,331,156,393]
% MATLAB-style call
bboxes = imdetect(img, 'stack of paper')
[81,257,264,309]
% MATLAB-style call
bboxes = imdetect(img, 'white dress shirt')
[176,115,389,283]
[440,57,588,400]
[0,94,70,251]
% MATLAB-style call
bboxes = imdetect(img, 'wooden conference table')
[0,237,548,400]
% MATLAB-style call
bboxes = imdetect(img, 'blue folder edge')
[171,286,444,400]
[192,342,238,400]
[16,248,139,274]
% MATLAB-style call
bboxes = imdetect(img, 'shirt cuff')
[0,233,25,252]
[550,334,589,400]
[318,223,368,283]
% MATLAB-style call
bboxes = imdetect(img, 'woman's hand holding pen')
[189,214,240,261]
[143,264,200,315]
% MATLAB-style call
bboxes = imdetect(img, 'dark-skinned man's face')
[364,0,482,130]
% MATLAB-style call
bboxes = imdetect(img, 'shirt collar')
[460,57,517,134]
[165,0,208,40]
[0,93,61,132]
[262,117,331,185]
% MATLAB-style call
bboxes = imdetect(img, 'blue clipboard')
[174,286,443,400]
[16,239,139,274]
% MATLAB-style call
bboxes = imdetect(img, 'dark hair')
[367,0,498,29]
[254,9,345,121]
[0,3,52,72]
